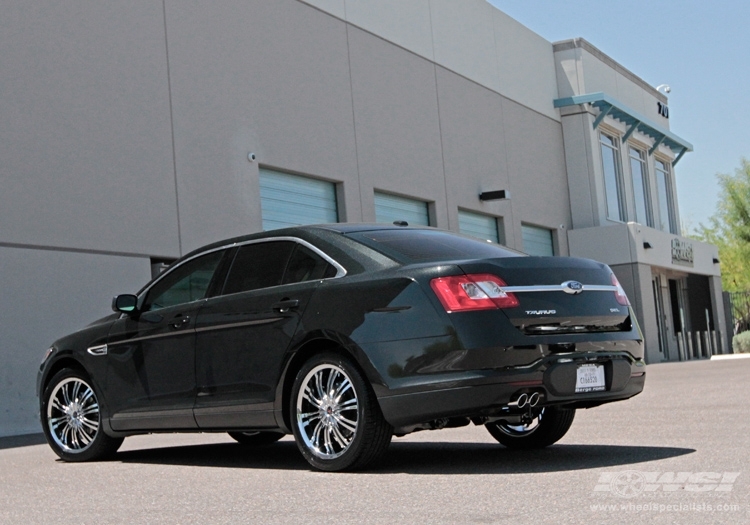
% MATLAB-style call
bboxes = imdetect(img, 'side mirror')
[112,294,138,314]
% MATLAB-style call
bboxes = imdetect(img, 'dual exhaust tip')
[509,391,542,409]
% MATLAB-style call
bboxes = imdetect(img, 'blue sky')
[488,0,749,232]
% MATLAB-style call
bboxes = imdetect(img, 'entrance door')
[668,278,690,360]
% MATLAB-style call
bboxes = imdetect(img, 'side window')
[655,159,678,234]
[144,250,225,311]
[600,132,626,222]
[222,242,296,295]
[282,245,336,285]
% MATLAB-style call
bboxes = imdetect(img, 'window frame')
[141,249,228,312]
[628,145,654,228]
[220,240,298,296]
[138,237,347,307]
[655,158,678,234]
[599,131,627,222]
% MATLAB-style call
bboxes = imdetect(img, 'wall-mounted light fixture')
[479,190,510,201]
[713,257,720,264]
[643,242,653,249]
[656,84,671,94]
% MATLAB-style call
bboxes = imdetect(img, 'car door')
[104,249,228,431]
[193,240,337,429]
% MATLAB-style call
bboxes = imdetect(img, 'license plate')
[575,364,606,393]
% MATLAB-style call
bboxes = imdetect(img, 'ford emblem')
[562,280,584,294]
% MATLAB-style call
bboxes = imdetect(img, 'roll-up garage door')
[458,210,500,243]
[374,192,429,226]
[259,169,338,231]
[521,224,554,256]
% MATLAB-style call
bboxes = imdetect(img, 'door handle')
[272,299,300,313]
[169,315,190,329]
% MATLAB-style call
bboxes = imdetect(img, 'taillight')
[611,274,630,306]
[430,274,519,313]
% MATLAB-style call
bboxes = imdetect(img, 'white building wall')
[0,2,180,257]
[165,0,360,253]
[3,0,715,434]
[0,247,151,435]
[299,0,560,121]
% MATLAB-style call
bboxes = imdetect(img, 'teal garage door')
[521,224,554,256]
[259,169,338,231]
[458,210,500,243]
[374,192,429,226]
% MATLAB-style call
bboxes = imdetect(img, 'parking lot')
[1,357,748,524]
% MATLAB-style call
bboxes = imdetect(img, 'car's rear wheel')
[486,406,575,449]
[290,352,392,471]
[41,368,123,461]
[227,431,285,446]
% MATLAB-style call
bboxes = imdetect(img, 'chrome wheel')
[486,406,575,449]
[46,377,100,453]
[496,409,544,437]
[295,364,359,460]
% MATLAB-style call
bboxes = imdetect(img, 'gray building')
[0,0,725,437]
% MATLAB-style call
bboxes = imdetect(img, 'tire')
[486,406,575,449]
[41,368,124,462]
[228,431,285,446]
[290,352,393,472]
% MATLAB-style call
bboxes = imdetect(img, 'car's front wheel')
[486,406,575,449]
[290,352,392,471]
[41,368,123,461]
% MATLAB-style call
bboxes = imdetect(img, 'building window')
[521,224,554,256]
[458,210,502,244]
[600,133,626,222]
[655,159,678,234]
[259,169,338,231]
[374,192,429,226]
[629,147,653,227]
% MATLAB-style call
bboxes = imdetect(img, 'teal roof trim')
[554,92,693,166]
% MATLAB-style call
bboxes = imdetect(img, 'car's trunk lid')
[457,256,630,334]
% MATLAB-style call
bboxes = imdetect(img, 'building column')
[610,262,661,364]
[709,274,729,354]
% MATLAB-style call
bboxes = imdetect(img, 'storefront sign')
[671,238,693,266]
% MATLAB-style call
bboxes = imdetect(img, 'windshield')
[348,229,524,264]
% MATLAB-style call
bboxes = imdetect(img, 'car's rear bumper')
[377,352,645,429]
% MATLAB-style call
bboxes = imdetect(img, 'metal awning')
[553,92,693,166]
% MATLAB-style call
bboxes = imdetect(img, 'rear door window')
[282,245,337,284]
[222,241,296,295]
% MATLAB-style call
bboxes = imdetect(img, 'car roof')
[181,223,428,260]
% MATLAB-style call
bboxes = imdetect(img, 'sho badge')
[561,280,584,294]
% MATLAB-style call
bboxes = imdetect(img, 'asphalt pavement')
[1,356,748,525]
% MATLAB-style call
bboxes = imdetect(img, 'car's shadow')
[114,440,694,475]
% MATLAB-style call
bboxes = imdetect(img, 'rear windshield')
[348,229,524,263]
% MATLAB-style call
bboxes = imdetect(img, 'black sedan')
[37,224,645,471]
